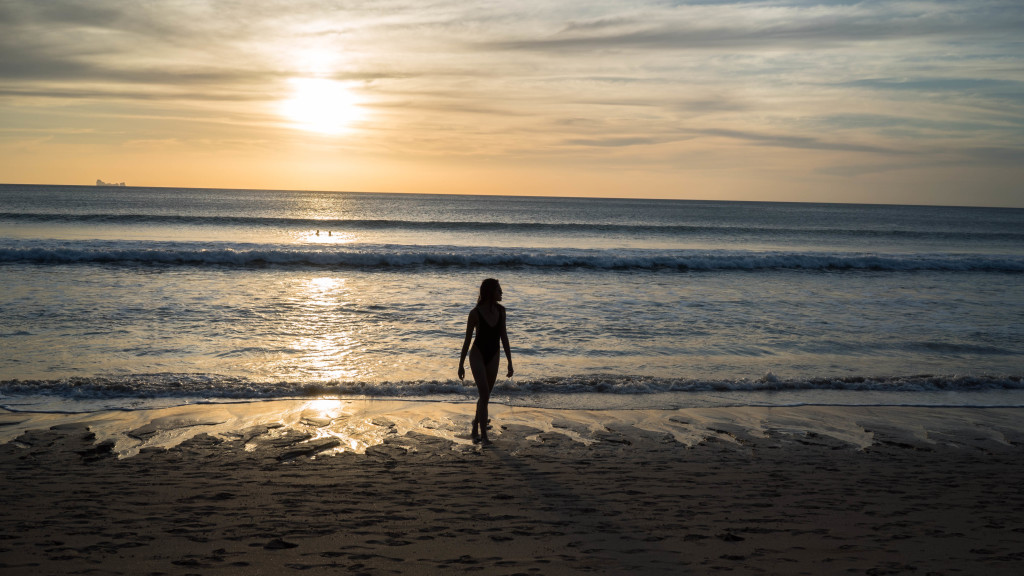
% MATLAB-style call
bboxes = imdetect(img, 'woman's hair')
[477,278,501,305]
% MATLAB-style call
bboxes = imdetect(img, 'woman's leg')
[469,348,500,442]
[481,354,500,438]
[485,353,500,393]
[469,348,488,436]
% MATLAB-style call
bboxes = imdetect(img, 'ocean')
[1,184,1022,413]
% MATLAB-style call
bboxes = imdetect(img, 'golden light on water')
[298,399,395,454]
[305,398,345,418]
[280,78,363,135]
[284,277,361,381]
[291,333,358,380]
[307,276,343,295]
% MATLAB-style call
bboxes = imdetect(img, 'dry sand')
[1,401,1023,575]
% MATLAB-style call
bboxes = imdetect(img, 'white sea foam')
[2,373,1021,402]
[3,373,1024,415]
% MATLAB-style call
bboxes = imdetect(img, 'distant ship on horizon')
[96,179,127,187]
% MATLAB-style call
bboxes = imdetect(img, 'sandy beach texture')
[2,400,1023,575]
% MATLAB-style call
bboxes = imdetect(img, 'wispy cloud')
[696,128,905,155]
[482,1,1024,52]
[563,136,684,147]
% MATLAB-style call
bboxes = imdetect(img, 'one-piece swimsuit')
[471,305,505,363]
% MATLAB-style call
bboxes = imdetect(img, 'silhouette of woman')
[458,278,513,444]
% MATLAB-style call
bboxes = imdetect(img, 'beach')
[3,401,1024,575]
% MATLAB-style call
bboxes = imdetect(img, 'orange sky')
[2,1,1023,206]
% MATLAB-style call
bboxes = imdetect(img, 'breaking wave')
[2,241,1022,272]
[4,211,1024,242]
[2,372,1022,404]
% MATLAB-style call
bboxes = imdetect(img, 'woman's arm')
[501,317,513,378]
[457,310,477,380]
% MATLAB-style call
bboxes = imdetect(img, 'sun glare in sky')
[280,78,362,135]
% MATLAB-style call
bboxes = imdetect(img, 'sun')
[280,78,362,134]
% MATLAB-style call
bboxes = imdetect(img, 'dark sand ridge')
[1,402,1023,575]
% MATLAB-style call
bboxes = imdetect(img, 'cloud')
[563,136,681,147]
[481,1,1024,53]
[696,128,904,155]
[0,87,273,102]
[810,113,1023,138]
[819,144,1024,177]
[840,78,1024,104]
[816,162,915,178]
[962,146,1024,165]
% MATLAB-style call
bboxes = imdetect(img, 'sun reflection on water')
[286,277,361,381]
[297,398,395,455]
[306,398,345,417]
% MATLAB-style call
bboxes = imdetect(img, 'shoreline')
[4,400,1024,458]
[2,402,1024,575]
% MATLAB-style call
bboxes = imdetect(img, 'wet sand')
[2,402,1024,575]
